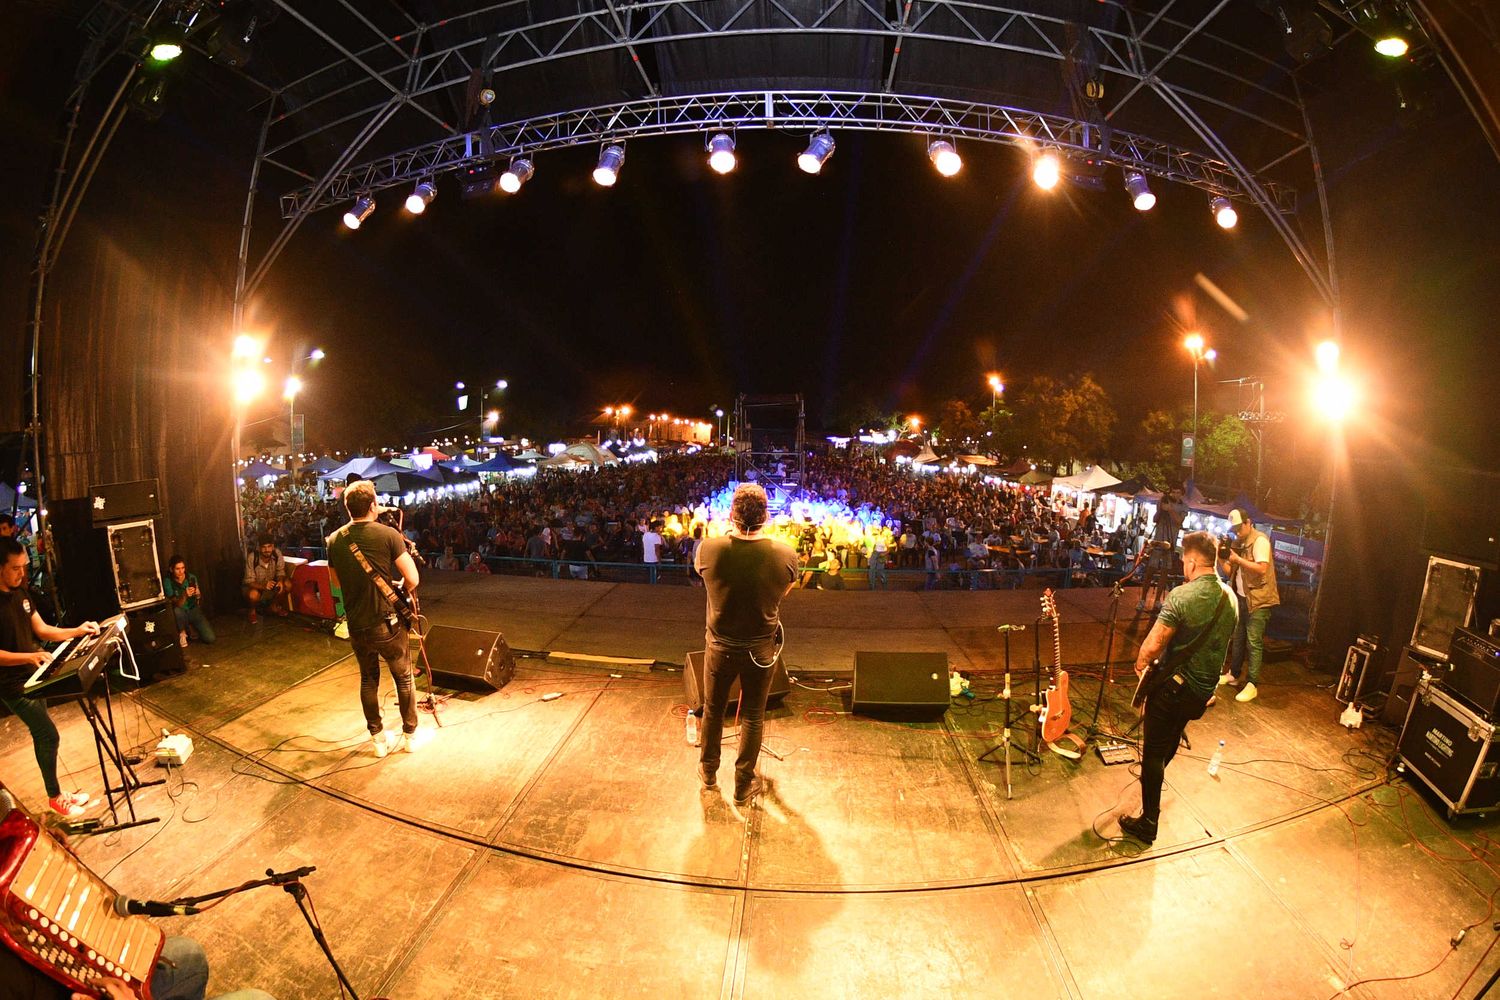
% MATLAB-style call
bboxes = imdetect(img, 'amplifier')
[1398,675,1500,817]
[1443,627,1500,719]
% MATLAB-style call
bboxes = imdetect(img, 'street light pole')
[1182,334,1214,477]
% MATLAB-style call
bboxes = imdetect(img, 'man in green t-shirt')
[1119,530,1237,844]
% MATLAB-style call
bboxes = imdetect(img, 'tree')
[1195,413,1255,489]
[1008,373,1117,472]
[937,398,982,449]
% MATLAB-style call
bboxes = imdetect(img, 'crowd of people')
[237,449,1158,590]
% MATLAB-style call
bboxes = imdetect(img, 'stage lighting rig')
[499,158,533,193]
[404,181,436,215]
[342,195,375,230]
[927,139,962,177]
[1031,151,1060,190]
[594,144,626,187]
[1123,170,1156,211]
[707,133,737,174]
[1210,195,1238,229]
[797,132,836,174]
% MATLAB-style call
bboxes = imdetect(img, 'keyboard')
[23,616,128,695]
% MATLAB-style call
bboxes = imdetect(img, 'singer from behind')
[0,536,98,818]
[1118,531,1237,845]
[326,480,420,758]
[693,483,799,807]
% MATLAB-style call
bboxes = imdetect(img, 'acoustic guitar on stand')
[1034,589,1082,759]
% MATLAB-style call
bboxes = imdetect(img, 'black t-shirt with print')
[0,587,41,698]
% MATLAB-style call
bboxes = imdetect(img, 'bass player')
[326,480,421,758]
[1118,531,1236,845]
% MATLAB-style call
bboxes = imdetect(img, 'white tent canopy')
[1051,466,1122,493]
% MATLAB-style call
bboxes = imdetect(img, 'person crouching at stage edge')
[241,534,290,624]
[0,536,99,818]
[1118,530,1237,845]
[326,480,421,758]
[693,483,799,807]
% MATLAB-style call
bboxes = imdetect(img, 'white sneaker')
[685,713,701,747]
[369,731,390,758]
[179,630,189,649]
[391,732,416,754]
[1235,682,1259,703]
[1217,672,1237,688]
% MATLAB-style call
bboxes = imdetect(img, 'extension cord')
[155,731,194,766]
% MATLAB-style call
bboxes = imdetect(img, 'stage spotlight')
[1315,339,1340,372]
[707,133,737,174]
[1124,170,1156,211]
[342,195,375,230]
[927,139,962,177]
[404,181,436,215]
[499,158,533,193]
[593,144,626,187]
[1374,32,1409,57]
[1211,195,1238,229]
[1032,151,1061,191]
[797,132,836,174]
[149,23,185,62]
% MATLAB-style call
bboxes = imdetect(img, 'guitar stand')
[69,639,162,836]
[977,626,1041,798]
[1085,581,1140,749]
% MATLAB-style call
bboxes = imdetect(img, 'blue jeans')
[152,935,277,1000]
[868,555,888,590]
[1,694,61,797]
[174,604,217,644]
[1227,599,1272,684]
[351,621,417,735]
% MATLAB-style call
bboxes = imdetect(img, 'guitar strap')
[1161,585,1231,683]
[335,525,408,630]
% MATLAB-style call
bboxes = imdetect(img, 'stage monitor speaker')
[106,520,164,611]
[421,625,515,692]
[89,478,160,525]
[683,651,791,709]
[852,651,949,718]
[125,602,185,681]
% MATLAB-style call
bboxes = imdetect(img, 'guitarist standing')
[1119,531,1236,844]
[327,480,421,758]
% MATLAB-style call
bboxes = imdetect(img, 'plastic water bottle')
[1207,739,1225,777]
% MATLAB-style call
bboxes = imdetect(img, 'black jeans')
[350,622,417,735]
[1,694,61,797]
[699,641,777,795]
[1139,679,1211,824]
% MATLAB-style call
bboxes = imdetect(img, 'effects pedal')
[1095,742,1136,766]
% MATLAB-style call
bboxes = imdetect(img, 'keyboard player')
[0,536,98,818]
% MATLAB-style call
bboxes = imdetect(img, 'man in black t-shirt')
[693,484,799,807]
[0,536,100,817]
[326,481,421,758]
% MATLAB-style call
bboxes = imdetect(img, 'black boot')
[1119,814,1158,844]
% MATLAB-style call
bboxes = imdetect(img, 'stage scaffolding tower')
[733,395,806,511]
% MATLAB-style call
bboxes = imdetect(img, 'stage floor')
[3,574,1498,999]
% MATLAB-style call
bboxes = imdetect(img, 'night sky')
[5,5,1499,469]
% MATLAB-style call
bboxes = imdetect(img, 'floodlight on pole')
[593,144,626,187]
[232,369,265,407]
[309,348,326,361]
[927,139,962,177]
[797,132,836,174]
[499,158,533,193]
[283,375,302,402]
[706,133,737,174]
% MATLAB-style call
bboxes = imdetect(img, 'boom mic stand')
[1085,580,1138,748]
[172,866,365,1000]
[977,624,1040,798]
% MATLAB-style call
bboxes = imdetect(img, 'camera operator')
[1215,508,1279,703]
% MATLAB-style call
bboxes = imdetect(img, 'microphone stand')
[171,866,363,1000]
[1086,580,1138,747]
[977,624,1040,798]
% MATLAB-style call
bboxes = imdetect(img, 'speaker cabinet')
[50,498,118,622]
[852,651,950,718]
[683,650,791,709]
[125,602,185,681]
[420,624,515,691]
[89,478,161,525]
[1421,468,1500,570]
[1383,645,1439,724]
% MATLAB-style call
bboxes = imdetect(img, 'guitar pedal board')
[1095,742,1137,766]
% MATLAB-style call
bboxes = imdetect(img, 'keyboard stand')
[68,638,162,835]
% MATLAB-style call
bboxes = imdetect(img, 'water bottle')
[1208,739,1225,777]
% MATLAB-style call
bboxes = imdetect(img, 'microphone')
[113,896,201,918]
[996,624,1027,633]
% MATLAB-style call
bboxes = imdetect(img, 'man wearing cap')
[1216,507,1279,703]
[326,480,421,756]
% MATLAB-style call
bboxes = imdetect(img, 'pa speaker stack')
[851,651,950,719]
[419,625,516,691]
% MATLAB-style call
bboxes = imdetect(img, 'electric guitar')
[1132,656,1172,712]
[1037,589,1073,745]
